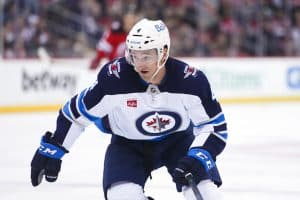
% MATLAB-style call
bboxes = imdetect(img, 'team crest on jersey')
[184,65,197,79]
[136,111,182,136]
[108,60,120,78]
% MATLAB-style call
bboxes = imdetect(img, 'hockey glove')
[172,148,217,186]
[30,131,68,186]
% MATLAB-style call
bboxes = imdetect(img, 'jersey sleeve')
[52,66,112,150]
[187,71,227,160]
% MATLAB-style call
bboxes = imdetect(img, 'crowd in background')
[2,0,300,59]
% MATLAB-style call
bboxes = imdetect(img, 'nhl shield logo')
[136,111,182,136]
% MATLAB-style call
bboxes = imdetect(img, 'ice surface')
[1,103,300,200]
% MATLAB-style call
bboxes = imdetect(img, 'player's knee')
[107,181,147,200]
[183,179,223,200]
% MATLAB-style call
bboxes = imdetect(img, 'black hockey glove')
[30,132,68,186]
[172,148,218,187]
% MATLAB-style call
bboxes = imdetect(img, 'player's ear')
[159,46,168,66]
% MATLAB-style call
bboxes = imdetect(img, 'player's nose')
[134,62,147,71]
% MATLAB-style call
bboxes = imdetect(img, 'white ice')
[1,102,300,200]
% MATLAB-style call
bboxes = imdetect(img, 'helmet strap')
[131,48,168,84]
[148,54,166,84]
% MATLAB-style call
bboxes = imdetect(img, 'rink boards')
[0,58,300,113]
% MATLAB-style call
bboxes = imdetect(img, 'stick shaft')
[185,173,204,200]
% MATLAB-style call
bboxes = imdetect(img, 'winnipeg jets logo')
[146,112,170,132]
[108,60,120,78]
[136,111,182,136]
[184,65,197,79]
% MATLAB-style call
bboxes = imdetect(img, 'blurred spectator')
[290,7,300,55]
[2,0,300,59]
[89,11,140,70]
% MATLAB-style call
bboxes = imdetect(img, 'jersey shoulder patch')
[166,58,212,97]
[96,57,140,95]
[107,59,121,78]
[98,57,130,80]
[166,57,198,79]
[183,65,198,79]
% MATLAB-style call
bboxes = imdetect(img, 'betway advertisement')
[0,59,95,112]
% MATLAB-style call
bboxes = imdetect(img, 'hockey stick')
[185,173,203,200]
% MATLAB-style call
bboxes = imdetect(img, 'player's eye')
[142,55,151,61]
[130,53,157,64]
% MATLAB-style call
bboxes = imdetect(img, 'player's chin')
[139,72,150,79]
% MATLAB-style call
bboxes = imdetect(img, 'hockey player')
[89,12,138,70]
[31,18,227,200]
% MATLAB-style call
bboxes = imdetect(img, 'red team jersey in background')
[90,23,127,70]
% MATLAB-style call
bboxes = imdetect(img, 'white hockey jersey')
[53,57,227,159]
